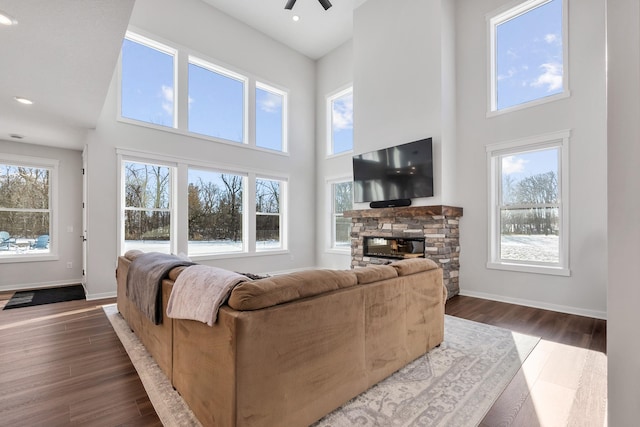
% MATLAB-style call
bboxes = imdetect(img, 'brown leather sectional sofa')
[116,250,446,427]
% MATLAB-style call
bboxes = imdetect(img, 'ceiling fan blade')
[285,0,297,10]
[318,0,332,10]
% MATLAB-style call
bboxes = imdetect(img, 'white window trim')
[118,29,289,157]
[486,130,570,276]
[326,177,352,253]
[0,153,59,263]
[326,85,354,157]
[486,0,570,117]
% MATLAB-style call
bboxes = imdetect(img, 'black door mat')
[3,284,86,310]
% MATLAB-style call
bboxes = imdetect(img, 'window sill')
[487,261,570,277]
[325,248,350,255]
[0,254,59,264]
[487,91,570,118]
[190,249,289,262]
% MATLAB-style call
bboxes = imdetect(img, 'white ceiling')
[0,0,363,150]
[202,0,368,60]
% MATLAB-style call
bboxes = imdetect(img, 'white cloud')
[332,93,353,131]
[497,67,517,81]
[160,85,174,115]
[502,156,527,174]
[258,92,282,114]
[531,62,563,92]
[544,33,559,44]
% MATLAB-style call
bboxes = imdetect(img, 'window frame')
[188,55,248,144]
[118,29,289,156]
[486,130,570,276]
[0,153,59,263]
[117,150,288,259]
[326,86,354,157]
[255,176,287,252]
[119,31,178,129]
[327,178,353,252]
[255,81,288,153]
[487,0,570,116]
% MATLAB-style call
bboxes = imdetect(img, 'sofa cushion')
[390,258,439,276]
[354,264,398,284]
[124,249,144,261]
[228,269,358,310]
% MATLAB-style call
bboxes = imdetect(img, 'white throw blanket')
[166,265,248,326]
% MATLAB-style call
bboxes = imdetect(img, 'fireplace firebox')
[363,236,425,260]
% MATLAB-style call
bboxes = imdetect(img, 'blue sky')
[496,0,563,110]
[121,39,283,150]
[331,90,353,154]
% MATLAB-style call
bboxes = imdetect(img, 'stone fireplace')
[344,205,463,298]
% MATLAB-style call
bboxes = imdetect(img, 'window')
[123,161,173,254]
[120,32,289,153]
[489,0,567,113]
[256,83,286,152]
[188,168,245,255]
[0,155,57,259]
[328,87,353,155]
[331,180,352,250]
[487,130,569,275]
[188,57,246,143]
[256,178,284,251]
[121,33,176,127]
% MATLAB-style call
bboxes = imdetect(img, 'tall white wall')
[607,0,640,422]
[0,140,83,290]
[353,0,457,208]
[315,40,354,270]
[84,0,316,299]
[455,0,607,317]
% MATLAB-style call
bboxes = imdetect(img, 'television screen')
[352,138,433,203]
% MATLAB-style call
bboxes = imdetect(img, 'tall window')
[121,33,176,127]
[328,87,354,155]
[331,180,352,249]
[487,131,569,275]
[123,161,172,254]
[0,156,56,258]
[489,0,567,113]
[256,83,285,152]
[188,58,246,143]
[188,169,245,255]
[256,178,283,251]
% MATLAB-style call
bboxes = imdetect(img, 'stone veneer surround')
[344,205,463,298]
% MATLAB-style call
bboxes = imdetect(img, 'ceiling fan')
[285,0,332,11]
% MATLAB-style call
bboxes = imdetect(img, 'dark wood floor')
[0,291,606,427]
[446,295,607,427]
[0,290,162,427]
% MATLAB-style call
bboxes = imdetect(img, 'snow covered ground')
[501,234,559,263]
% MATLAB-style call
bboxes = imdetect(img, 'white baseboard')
[458,289,607,320]
[86,291,117,301]
[0,279,83,293]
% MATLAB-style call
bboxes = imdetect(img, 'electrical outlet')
[66,262,73,269]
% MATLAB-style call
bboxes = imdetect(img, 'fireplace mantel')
[344,205,463,219]
[345,205,463,298]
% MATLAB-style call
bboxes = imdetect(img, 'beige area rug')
[103,304,539,427]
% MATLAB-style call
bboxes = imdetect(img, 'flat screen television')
[352,138,433,203]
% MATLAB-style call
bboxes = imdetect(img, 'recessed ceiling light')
[292,15,300,22]
[0,10,18,26]
[14,96,33,105]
